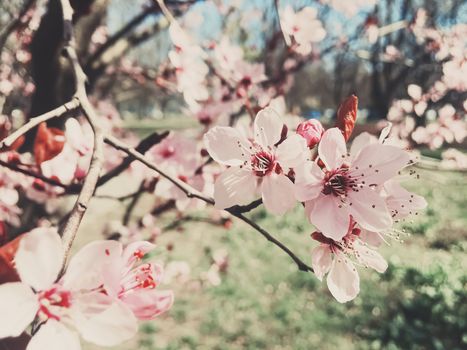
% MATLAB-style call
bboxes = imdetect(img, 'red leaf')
[33,122,65,166]
[0,234,23,284]
[336,95,358,141]
[0,221,6,246]
[7,135,25,151]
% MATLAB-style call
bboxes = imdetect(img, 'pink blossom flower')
[0,179,21,226]
[0,228,138,349]
[147,132,198,171]
[155,169,207,211]
[100,241,174,321]
[294,128,411,240]
[230,61,267,98]
[322,0,376,17]
[168,23,209,109]
[311,224,388,303]
[213,36,244,78]
[24,179,64,212]
[296,119,325,148]
[407,84,427,116]
[204,107,308,214]
[384,180,427,219]
[40,119,91,185]
[280,6,326,55]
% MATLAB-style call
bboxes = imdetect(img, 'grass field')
[81,165,466,350]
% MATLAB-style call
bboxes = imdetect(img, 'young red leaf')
[0,222,6,246]
[0,234,23,284]
[33,122,65,166]
[336,94,358,141]
[4,135,25,152]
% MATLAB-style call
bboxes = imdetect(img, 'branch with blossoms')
[0,1,435,349]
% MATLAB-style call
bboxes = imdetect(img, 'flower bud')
[296,119,324,148]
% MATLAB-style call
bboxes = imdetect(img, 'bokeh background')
[1,0,466,349]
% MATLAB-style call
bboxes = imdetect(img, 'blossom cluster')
[0,228,172,349]
[204,103,426,302]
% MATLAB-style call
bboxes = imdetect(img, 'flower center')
[160,146,175,158]
[322,167,355,196]
[251,151,276,177]
[38,286,72,321]
[120,263,157,296]
[239,76,252,88]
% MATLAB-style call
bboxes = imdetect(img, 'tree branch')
[0,159,68,189]
[104,135,313,273]
[97,131,169,186]
[0,98,80,150]
[58,0,104,267]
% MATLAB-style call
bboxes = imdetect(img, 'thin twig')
[235,213,312,272]
[0,159,68,189]
[154,0,176,23]
[122,181,146,225]
[104,136,313,273]
[274,0,291,47]
[0,98,80,150]
[105,135,214,204]
[96,131,169,186]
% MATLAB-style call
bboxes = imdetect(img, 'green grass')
[83,168,467,350]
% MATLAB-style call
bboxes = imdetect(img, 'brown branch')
[235,213,312,272]
[228,199,263,215]
[0,159,68,189]
[274,0,291,47]
[0,98,80,150]
[151,199,175,216]
[122,181,146,225]
[105,135,214,204]
[58,0,104,266]
[97,131,169,186]
[104,135,313,273]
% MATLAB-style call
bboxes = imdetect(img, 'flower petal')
[348,187,392,233]
[359,230,385,248]
[308,195,350,240]
[318,128,347,170]
[121,289,174,321]
[294,161,324,202]
[326,252,360,303]
[62,240,122,291]
[311,245,332,281]
[275,134,308,169]
[73,299,137,347]
[253,107,283,148]
[0,283,38,338]
[384,180,427,219]
[349,132,377,159]
[354,241,388,273]
[214,167,257,209]
[15,228,63,291]
[122,241,156,266]
[351,143,411,185]
[261,174,296,215]
[27,321,80,350]
[204,127,249,166]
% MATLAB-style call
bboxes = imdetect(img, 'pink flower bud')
[296,119,324,148]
